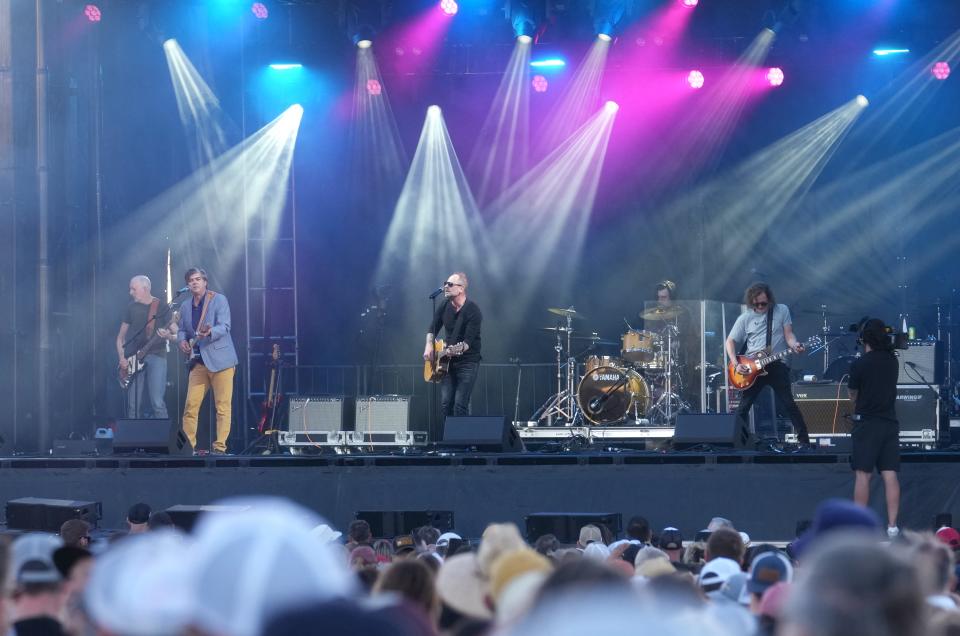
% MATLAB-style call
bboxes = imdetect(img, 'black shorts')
[851,418,900,473]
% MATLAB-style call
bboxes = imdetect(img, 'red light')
[532,75,548,93]
[251,3,269,20]
[687,70,705,89]
[366,79,382,96]
[767,67,785,87]
[932,62,951,81]
[440,0,458,16]
[84,4,101,22]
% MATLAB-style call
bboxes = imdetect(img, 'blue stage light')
[269,63,303,70]
[530,58,566,69]
[872,48,910,57]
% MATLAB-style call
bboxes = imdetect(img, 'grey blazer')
[177,292,239,372]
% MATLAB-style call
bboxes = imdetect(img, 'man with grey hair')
[116,275,176,419]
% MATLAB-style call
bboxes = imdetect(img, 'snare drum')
[577,366,650,425]
[584,355,622,374]
[621,330,659,364]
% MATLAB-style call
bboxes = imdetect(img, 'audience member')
[901,532,958,611]
[415,526,441,554]
[659,527,684,562]
[790,498,882,559]
[626,516,652,544]
[436,532,462,558]
[374,558,439,621]
[347,519,373,551]
[8,533,68,636]
[148,511,175,530]
[373,538,395,565]
[743,551,793,614]
[477,523,525,578]
[58,519,91,549]
[126,502,151,534]
[576,525,603,550]
[436,552,493,632]
[705,528,745,565]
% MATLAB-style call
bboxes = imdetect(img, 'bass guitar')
[727,336,822,390]
[118,310,180,389]
[423,339,467,383]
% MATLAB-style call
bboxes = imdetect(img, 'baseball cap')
[936,527,960,550]
[791,499,881,558]
[746,551,793,596]
[9,533,64,587]
[659,527,683,551]
[698,557,741,593]
[436,532,461,549]
[128,503,152,525]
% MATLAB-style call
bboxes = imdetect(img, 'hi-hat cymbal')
[541,326,573,333]
[548,307,585,320]
[640,306,682,321]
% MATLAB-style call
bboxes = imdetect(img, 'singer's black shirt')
[848,350,899,420]
[428,299,482,363]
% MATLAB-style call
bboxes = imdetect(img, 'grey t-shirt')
[728,303,792,356]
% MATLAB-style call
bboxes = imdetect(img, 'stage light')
[873,48,909,57]
[597,33,612,42]
[604,100,620,113]
[251,2,268,19]
[532,74,548,93]
[353,24,375,49]
[687,70,705,89]
[357,39,372,49]
[269,63,302,70]
[427,105,442,117]
[440,0,458,16]
[517,34,532,44]
[681,0,698,7]
[530,58,566,69]
[366,79,382,96]
[84,4,101,22]
[856,95,869,107]
[767,67,785,87]
[932,62,951,81]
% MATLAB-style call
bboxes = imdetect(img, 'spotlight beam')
[541,37,611,153]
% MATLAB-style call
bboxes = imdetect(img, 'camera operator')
[848,318,901,538]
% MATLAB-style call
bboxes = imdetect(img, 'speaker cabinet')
[792,383,854,435]
[673,413,753,449]
[525,512,622,544]
[440,415,524,452]
[113,419,192,455]
[6,497,102,531]
[355,510,455,538]
[288,397,355,433]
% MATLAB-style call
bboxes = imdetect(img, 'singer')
[848,318,902,538]
[423,272,483,422]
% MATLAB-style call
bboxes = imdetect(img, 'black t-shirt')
[428,299,482,362]
[13,616,68,636]
[848,350,899,420]
[122,300,167,357]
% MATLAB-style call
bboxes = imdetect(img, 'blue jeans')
[127,353,169,419]
[440,360,480,417]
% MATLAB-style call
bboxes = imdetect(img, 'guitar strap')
[450,302,467,346]
[195,291,216,333]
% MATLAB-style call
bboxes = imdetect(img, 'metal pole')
[35,0,51,452]
[0,0,16,445]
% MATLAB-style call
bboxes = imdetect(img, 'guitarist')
[724,282,810,445]
[176,268,239,455]
[423,272,483,421]
[116,275,177,419]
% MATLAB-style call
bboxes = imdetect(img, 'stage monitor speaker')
[355,510,455,538]
[440,415,524,452]
[525,512,622,544]
[792,383,854,435]
[113,419,192,455]
[165,504,250,533]
[673,413,753,449]
[288,397,355,433]
[6,497,102,532]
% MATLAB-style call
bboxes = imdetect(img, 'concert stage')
[1,449,958,540]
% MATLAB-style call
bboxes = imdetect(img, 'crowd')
[1,496,959,636]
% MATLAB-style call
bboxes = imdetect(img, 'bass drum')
[577,366,650,425]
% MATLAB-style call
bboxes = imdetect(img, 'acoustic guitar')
[423,339,467,383]
[727,336,822,390]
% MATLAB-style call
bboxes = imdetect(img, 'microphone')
[176,286,189,294]
[429,287,444,299]
[588,397,602,413]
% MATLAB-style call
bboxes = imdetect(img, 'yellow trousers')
[182,363,235,453]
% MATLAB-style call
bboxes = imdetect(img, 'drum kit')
[534,305,692,426]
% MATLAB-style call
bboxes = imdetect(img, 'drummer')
[656,280,677,309]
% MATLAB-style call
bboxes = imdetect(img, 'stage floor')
[1,449,958,540]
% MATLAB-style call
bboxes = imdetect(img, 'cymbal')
[799,308,844,316]
[548,307,585,320]
[540,326,573,333]
[640,306,682,321]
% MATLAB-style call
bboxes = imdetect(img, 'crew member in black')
[423,271,482,418]
[848,318,901,537]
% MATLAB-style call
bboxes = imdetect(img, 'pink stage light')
[932,61,951,81]
[84,4,101,22]
[767,67,785,87]
[681,0,698,7]
[440,0,458,16]
[532,74,548,93]
[687,70,705,89]
[251,3,269,20]
[366,79,382,96]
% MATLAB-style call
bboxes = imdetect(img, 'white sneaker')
[887,526,900,539]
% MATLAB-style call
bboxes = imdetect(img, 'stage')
[2,448,958,540]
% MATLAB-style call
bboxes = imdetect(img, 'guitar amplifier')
[897,341,943,385]
[287,397,354,433]
[792,383,854,435]
[354,396,414,434]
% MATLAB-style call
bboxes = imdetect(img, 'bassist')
[724,282,810,444]
[423,272,483,419]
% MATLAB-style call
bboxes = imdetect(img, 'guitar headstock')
[271,344,280,361]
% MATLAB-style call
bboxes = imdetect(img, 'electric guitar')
[727,336,822,390]
[118,310,180,389]
[423,339,467,383]
[258,344,282,434]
